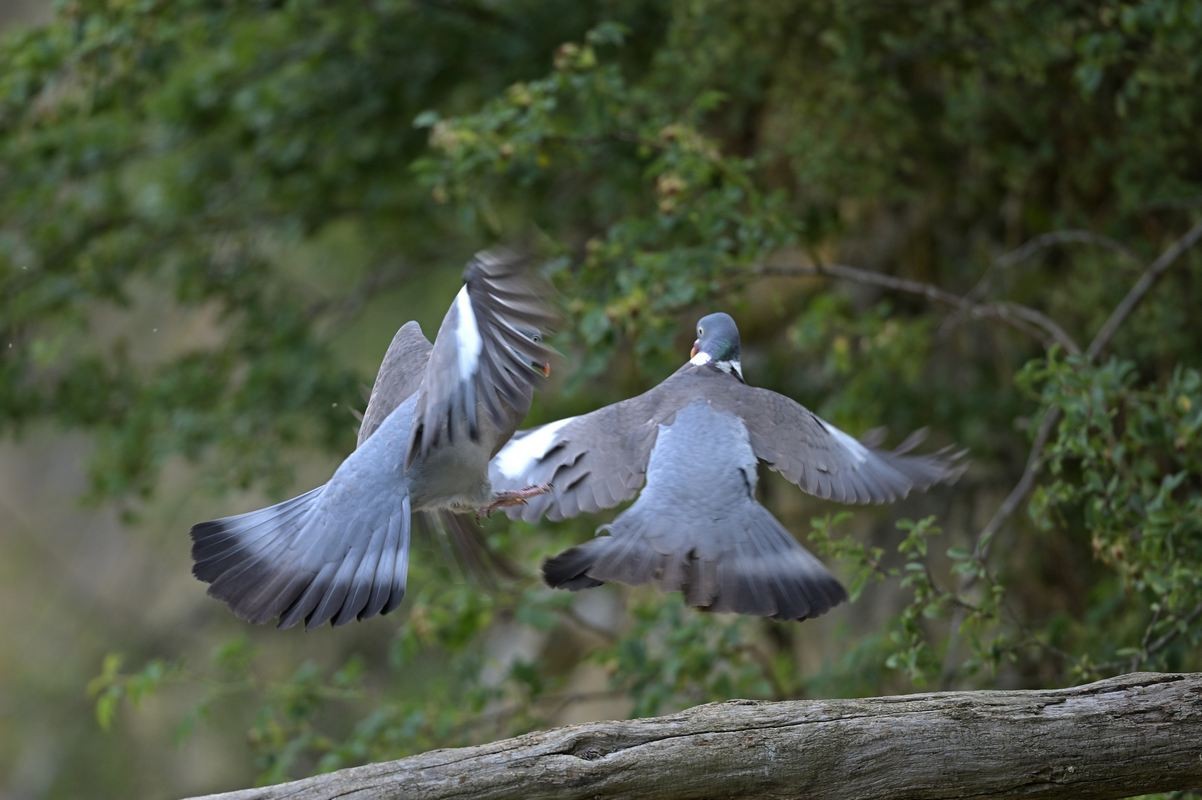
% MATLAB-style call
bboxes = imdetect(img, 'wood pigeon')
[191,251,555,630]
[489,311,964,621]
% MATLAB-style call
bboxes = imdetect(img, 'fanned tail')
[191,487,412,630]
[542,500,847,622]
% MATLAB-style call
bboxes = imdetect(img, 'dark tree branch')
[994,229,1141,271]
[971,410,1059,564]
[945,229,1138,337]
[186,672,1202,800]
[943,229,1132,325]
[1086,219,1202,360]
[756,261,1082,354]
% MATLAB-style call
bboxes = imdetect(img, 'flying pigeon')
[191,251,555,630]
[490,311,964,621]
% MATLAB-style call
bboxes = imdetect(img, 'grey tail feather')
[542,544,606,590]
[190,486,411,630]
[543,501,847,622]
[417,510,522,586]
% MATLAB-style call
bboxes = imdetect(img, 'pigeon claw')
[478,483,554,519]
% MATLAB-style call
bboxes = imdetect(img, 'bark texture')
[188,671,1202,800]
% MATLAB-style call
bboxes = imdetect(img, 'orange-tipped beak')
[541,362,552,378]
[689,341,699,359]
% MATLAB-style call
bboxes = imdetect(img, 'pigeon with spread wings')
[490,311,964,621]
[191,251,554,630]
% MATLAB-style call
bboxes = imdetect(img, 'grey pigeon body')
[491,312,963,621]
[191,251,554,629]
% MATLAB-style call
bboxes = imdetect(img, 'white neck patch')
[718,359,743,381]
[691,351,743,381]
[454,285,482,380]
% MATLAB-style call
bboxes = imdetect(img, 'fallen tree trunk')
[189,672,1202,800]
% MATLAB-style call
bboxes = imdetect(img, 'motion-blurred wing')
[409,250,555,465]
[721,383,965,504]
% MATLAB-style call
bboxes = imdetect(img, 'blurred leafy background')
[2,1,1201,797]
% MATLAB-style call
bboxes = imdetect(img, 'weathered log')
[188,671,1202,800]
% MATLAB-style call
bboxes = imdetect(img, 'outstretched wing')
[409,250,555,465]
[358,320,433,446]
[493,364,963,521]
[489,377,693,522]
[719,383,965,504]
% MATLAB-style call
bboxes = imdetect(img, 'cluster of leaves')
[4,2,1202,797]
[1026,355,1202,675]
[809,513,1010,684]
[1,0,640,502]
[414,19,799,375]
[599,597,779,716]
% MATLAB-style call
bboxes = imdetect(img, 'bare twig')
[1087,219,1202,360]
[995,229,1141,271]
[756,262,1082,354]
[1138,604,1165,659]
[958,230,1141,314]
[1143,603,1202,660]
[1116,602,1202,674]
[972,411,1060,563]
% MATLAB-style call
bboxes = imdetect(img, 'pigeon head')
[689,312,744,382]
[518,326,552,377]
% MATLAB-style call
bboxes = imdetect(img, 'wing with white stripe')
[408,250,555,465]
[488,378,688,522]
[493,364,964,518]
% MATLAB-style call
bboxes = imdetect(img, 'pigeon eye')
[697,327,704,337]
[531,333,542,343]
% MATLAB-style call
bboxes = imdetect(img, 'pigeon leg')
[478,484,553,519]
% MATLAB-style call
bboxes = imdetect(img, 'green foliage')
[599,597,776,715]
[1026,355,1202,674]
[87,653,183,731]
[414,18,799,374]
[3,1,1202,797]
